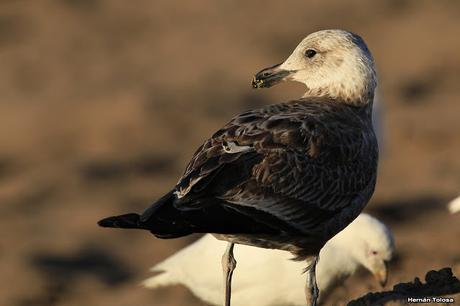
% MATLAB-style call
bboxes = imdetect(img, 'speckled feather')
[173,97,378,257]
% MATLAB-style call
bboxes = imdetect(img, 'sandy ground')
[0,1,459,305]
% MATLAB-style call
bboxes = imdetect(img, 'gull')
[448,196,460,214]
[98,29,378,306]
[144,213,394,306]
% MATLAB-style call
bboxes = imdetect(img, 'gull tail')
[98,213,144,229]
[97,190,194,238]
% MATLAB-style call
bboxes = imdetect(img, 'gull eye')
[305,49,317,58]
[371,250,378,255]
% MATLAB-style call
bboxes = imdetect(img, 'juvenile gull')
[98,29,378,306]
[144,214,394,306]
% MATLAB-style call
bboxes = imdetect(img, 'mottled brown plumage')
[175,97,378,258]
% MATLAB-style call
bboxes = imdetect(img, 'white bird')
[99,29,379,306]
[448,196,460,214]
[144,213,394,306]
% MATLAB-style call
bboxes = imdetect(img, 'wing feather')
[174,98,378,234]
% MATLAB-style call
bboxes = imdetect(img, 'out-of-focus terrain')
[0,1,459,305]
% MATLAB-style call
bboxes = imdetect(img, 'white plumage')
[144,213,394,306]
[448,196,460,214]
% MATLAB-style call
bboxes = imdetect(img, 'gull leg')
[305,256,320,306]
[222,242,236,306]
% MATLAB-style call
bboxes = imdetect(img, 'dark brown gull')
[98,29,378,306]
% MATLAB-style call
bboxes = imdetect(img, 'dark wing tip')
[97,217,116,227]
[97,213,141,229]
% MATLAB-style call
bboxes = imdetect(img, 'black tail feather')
[98,188,286,239]
[98,213,144,229]
[140,190,175,222]
[97,190,193,238]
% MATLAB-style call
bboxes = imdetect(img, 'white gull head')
[253,29,377,105]
[323,213,395,288]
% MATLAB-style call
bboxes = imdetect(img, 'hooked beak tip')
[375,262,389,287]
[251,76,265,89]
[251,63,292,89]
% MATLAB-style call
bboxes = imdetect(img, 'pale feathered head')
[253,29,377,105]
[328,213,394,286]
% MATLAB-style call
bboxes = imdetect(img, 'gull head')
[252,29,377,104]
[333,213,394,287]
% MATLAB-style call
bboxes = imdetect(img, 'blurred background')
[0,0,459,305]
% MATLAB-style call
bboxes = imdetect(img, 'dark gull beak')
[252,63,294,89]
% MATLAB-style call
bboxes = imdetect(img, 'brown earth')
[0,1,459,305]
